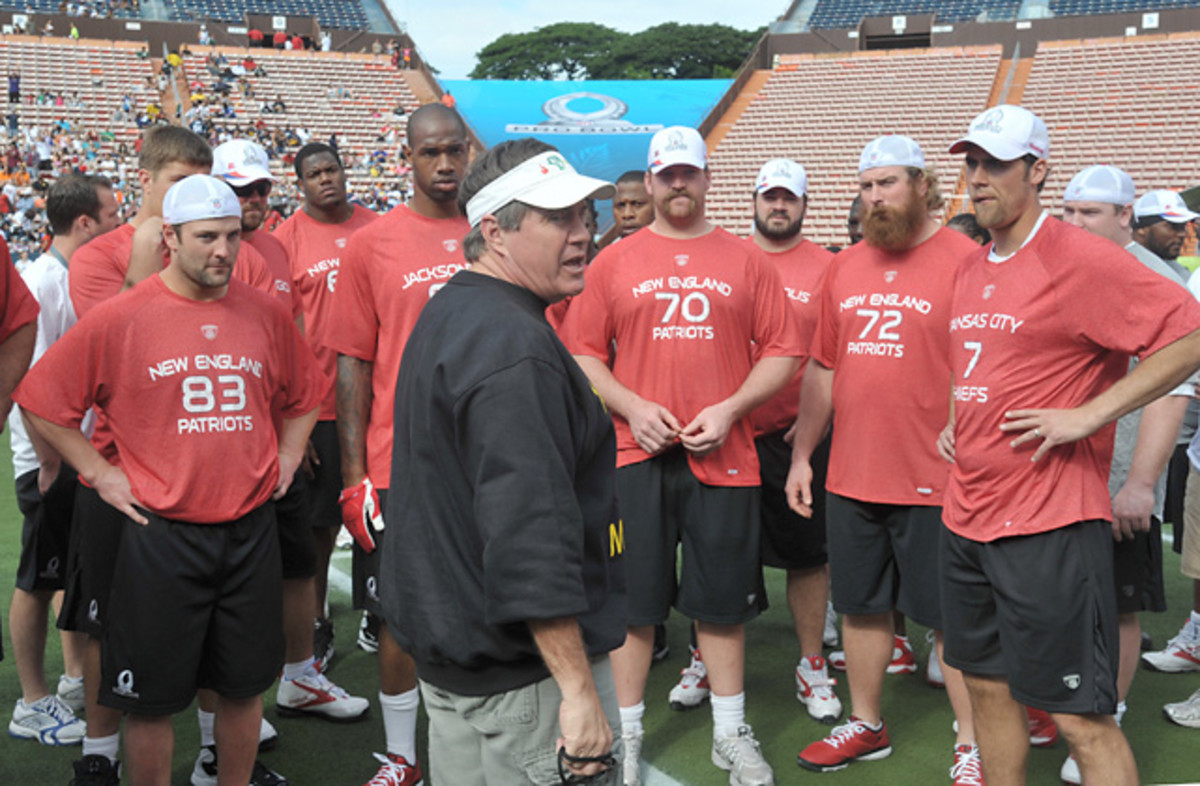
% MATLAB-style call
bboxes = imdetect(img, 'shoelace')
[678,662,706,686]
[36,696,76,724]
[950,747,984,785]
[718,726,763,767]
[312,673,351,698]
[825,720,869,749]
[799,665,837,691]
[368,753,414,785]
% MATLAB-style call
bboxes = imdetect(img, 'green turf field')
[1,438,1198,785]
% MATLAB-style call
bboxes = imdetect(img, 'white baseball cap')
[1063,165,1136,206]
[211,139,275,186]
[1133,190,1200,223]
[859,135,925,174]
[464,150,614,228]
[950,104,1049,161]
[162,174,242,225]
[755,159,807,197]
[648,126,707,174]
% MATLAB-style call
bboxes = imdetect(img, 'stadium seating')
[0,36,155,148]
[1019,32,1200,209]
[808,0,1020,29]
[165,0,368,29]
[182,47,418,185]
[1049,0,1200,17]
[705,46,1002,247]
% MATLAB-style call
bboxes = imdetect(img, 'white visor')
[465,151,614,228]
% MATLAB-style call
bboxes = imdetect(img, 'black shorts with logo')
[14,466,77,592]
[756,431,829,571]
[58,483,126,637]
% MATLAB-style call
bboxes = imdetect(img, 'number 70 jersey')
[813,227,979,506]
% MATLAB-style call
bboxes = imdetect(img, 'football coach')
[380,138,627,785]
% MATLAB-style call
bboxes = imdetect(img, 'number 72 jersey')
[813,227,978,506]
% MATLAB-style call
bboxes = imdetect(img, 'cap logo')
[200,324,218,340]
[665,130,687,152]
[210,197,223,210]
[773,162,791,177]
[976,108,1005,134]
[243,146,259,165]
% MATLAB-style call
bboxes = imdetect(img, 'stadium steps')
[400,68,440,106]
[705,69,773,153]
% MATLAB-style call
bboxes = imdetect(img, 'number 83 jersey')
[813,227,979,506]
[14,276,325,523]
[560,227,802,486]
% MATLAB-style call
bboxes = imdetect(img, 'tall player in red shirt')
[16,174,322,786]
[329,104,470,786]
[785,136,981,782]
[273,143,378,671]
[561,126,801,786]
[939,106,1200,786]
[745,159,840,724]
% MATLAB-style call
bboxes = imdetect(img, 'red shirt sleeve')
[812,253,843,369]
[13,306,103,429]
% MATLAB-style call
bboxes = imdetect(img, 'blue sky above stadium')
[383,0,787,79]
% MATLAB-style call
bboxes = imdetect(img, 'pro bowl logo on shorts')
[1062,673,1081,690]
[87,598,99,623]
[506,92,662,135]
[114,669,139,699]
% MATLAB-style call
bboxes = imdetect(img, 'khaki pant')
[419,656,621,785]
[1183,468,1200,579]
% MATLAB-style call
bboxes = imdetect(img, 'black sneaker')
[1141,630,1154,652]
[652,623,670,663]
[70,755,120,786]
[358,611,381,653]
[192,745,290,786]
[313,617,335,673]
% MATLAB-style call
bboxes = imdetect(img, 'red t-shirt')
[14,276,323,523]
[559,227,802,486]
[273,205,379,419]
[69,222,275,319]
[1,238,38,341]
[324,205,468,485]
[749,239,834,436]
[813,227,977,505]
[944,216,1200,542]
[245,229,300,320]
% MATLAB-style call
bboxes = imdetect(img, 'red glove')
[338,477,385,553]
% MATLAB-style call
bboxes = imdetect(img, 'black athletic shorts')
[826,493,942,629]
[756,431,829,571]
[58,482,126,637]
[1112,517,1166,615]
[276,470,317,580]
[307,420,343,529]
[14,466,77,592]
[100,504,284,715]
[1166,444,1189,554]
[616,448,764,627]
[940,520,1119,715]
[352,486,385,616]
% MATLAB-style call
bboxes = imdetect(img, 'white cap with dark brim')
[465,151,614,228]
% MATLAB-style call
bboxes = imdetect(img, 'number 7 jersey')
[813,227,978,505]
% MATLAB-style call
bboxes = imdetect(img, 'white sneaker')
[925,631,945,688]
[1141,616,1200,673]
[259,715,278,751]
[668,647,710,710]
[9,695,85,745]
[823,600,839,648]
[1164,688,1200,728]
[276,670,369,721]
[712,725,775,786]
[622,727,643,786]
[57,675,85,713]
[1060,754,1081,784]
[795,655,842,724]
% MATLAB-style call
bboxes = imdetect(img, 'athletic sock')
[197,709,215,747]
[1115,701,1127,727]
[856,716,884,731]
[83,732,120,764]
[60,674,84,689]
[619,702,645,735]
[1191,610,1200,629]
[380,688,420,762]
[282,657,314,682]
[711,692,745,739]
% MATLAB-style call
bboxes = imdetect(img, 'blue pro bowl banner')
[441,79,732,233]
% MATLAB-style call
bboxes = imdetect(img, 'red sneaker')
[797,716,892,772]
[365,752,423,786]
[1026,706,1058,747]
